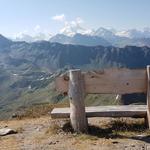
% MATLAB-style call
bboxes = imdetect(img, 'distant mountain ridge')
[10,27,150,47]
[1,35,150,72]
[0,34,12,49]
[50,33,111,46]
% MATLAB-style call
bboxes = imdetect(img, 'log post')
[68,69,88,133]
[146,65,150,129]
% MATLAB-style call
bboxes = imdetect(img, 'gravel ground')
[0,116,150,150]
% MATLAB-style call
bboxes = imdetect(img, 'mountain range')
[11,27,150,47]
[0,34,150,119]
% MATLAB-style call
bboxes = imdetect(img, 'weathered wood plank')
[55,73,69,94]
[146,66,150,129]
[55,68,146,94]
[51,105,147,118]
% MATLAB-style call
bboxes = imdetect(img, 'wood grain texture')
[68,69,88,133]
[146,66,150,129]
[55,68,146,94]
[51,105,147,118]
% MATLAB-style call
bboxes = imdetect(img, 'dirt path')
[0,117,150,150]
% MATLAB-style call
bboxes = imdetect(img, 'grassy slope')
[0,79,120,120]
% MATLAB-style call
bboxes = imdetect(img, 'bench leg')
[146,66,150,129]
[68,69,88,133]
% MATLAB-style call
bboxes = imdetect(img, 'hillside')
[0,35,150,119]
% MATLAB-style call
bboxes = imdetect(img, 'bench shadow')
[62,119,150,143]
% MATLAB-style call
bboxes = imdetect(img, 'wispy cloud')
[52,14,65,22]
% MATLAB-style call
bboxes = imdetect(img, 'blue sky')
[0,0,150,37]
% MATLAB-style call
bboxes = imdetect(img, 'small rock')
[49,141,57,145]
[12,113,18,118]
[112,141,119,144]
[36,128,40,131]
[136,134,146,139]
[0,128,17,136]
[49,141,53,145]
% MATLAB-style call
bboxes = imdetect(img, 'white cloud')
[52,14,65,22]
[34,25,41,32]
[60,17,93,36]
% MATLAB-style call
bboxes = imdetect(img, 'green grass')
[85,94,121,106]
[0,72,121,120]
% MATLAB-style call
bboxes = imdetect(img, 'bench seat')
[51,105,147,118]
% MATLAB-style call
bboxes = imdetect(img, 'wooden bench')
[51,66,150,133]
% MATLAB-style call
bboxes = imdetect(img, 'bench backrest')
[56,68,147,94]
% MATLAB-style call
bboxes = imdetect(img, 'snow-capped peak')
[93,27,116,39]
[115,28,150,39]
[59,18,93,36]
[10,27,150,42]
[12,32,52,42]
